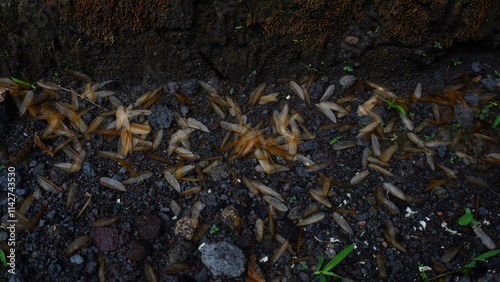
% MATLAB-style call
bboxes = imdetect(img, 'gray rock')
[70,254,84,264]
[180,105,189,116]
[339,75,356,89]
[464,92,480,107]
[33,163,45,176]
[200,241,246,278]
[454,103,474,127]
[180,78,200,96]
[481,76,497,92]
[295,166,310,178]
[167,82,179,94]
[471,61,481,72]
[149,105,174,129]
[82,162,97,177]
[299,140,320,151]
[49,262,62,279]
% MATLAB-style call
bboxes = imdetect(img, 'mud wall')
[0,0,499,84]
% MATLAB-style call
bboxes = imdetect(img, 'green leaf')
[464,259,477,269]
[329,136,343,145]
[317,253,325,270]
[458,214,473,225]
[323,243,355,272]
[322,271,343,278]
[474,249,500,261]
[0,249,6,267]
[11,77,36,89]
[493,113,500,129]
[320,274,327,282]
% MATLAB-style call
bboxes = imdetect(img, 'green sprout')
[422,249,500,281]
[229,88,236,95]
[386,99,407,117]
[11,77,36,89]
[453,61,462,66]
[494,70,500,77]
[297,261,309,271]
[458,208,479,226]
[422,52,427,57]
[306,64,318,72]
[463,249,500,269]
[408,112,415,118]
[136,179,145,184]
[0,249,6,267]
[292,39,303,44]
[424,133,435,140]
[209,224,219,234]
[417,262,430,281]
[289,196,297,203]
[342,66,354,72]
[449,152,457,164]
[329,136,344,145]
[374,26,380,33]
[234,26,243,30]
[0,165,6,170]
[313,243,355,281]
[109,36,115,44]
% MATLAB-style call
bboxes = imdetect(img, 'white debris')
[405,207,418,217]
[419,220,427,230]
[441,222,461,235]
[419,265,432,272]
[259,256,268,263]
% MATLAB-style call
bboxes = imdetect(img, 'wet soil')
[0,43,499,282]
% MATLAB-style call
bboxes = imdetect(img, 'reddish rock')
[94,227,120,252]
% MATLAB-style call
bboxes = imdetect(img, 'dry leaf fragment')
[99,177,126,192]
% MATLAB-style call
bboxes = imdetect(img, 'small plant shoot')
[458,208,478,226]
[314,243,355,281]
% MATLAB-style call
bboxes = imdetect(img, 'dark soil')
[1,2,500,281]
[0,42,499,282]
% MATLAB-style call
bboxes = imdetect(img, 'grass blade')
[323,243,355,272]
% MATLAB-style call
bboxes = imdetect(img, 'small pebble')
[70,254,85,265]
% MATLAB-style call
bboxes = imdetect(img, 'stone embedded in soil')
[168,240,194,264]
[481,76,498,92]
[126,241,146,262]
[180,78,200,96]
[94,227,120,252]
[465,92,480,107]
[299,140,320,151]
[149,105,174,129]
[200,241,246,278]
[339,75,356,89]
[135,213,161,240]
[82,162,97,176]
[70,254,84,264]
[454,103,474,127]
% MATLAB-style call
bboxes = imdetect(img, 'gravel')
[200,241,246,278]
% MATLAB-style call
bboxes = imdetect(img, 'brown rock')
[126,242,146,262]
[135,212,161,240]
[345,36,359,45]
[94,227,120,252]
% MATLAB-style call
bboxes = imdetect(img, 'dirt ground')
[0,1,500,281]
[0,40,499,282]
